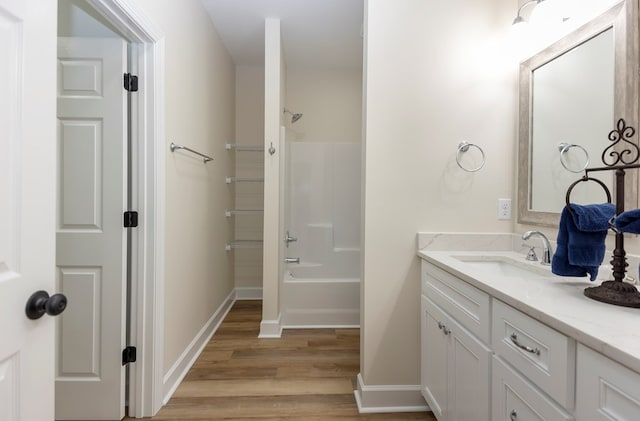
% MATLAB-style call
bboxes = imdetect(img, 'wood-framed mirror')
[517,0,638,227]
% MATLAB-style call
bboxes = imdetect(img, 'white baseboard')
[282,308,359,328]
[258,313,282,338]
[235,287,263,300]
[354,373,429,414]
[162,290,236,403]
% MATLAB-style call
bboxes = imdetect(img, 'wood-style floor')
[130,300,435,420]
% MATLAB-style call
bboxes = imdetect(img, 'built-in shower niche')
[281,141,361,328]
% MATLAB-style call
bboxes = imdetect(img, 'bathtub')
[281,268,360,328]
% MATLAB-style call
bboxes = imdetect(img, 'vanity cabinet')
[576,344,640,420]
[421,295,491,421]
[421,262,491,421]
[421,260,574,421]
[419,234,640,421]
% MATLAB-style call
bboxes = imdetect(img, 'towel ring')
[456,141,485,172]
[558,142,589,173]
[608,216,621,234]
[565,176,612,214]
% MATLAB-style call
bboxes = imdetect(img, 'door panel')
[56,36,127,421]
[58,267,102,376]
[0,0,57,420]
[59,120,103,227]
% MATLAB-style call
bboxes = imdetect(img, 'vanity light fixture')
[512,0,540,26]
[512,0,566,26]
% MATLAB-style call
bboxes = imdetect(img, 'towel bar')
[170,142,213,163]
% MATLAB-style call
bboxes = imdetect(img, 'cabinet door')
[448,311,492,421]
[576,344,640,420]
[422,296,449,421]
[492,356,573,421]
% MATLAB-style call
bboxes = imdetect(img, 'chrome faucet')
[522,230,553,265]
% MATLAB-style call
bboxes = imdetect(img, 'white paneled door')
[56,37,128,420]
[0,0,57,420]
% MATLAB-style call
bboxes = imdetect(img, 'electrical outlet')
[498,198,512,220]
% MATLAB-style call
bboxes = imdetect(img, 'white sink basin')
[452,255,551,278]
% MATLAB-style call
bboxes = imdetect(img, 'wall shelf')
[226,176,264,184]
[226,143,264,152]
[225,240,263,251]
[225,209,264,217]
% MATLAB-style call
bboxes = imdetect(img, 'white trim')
[86,0,166,417]
[162,291,236,404]
[281,308,360,328]
[354,373,429,414]
[282,324,361,329]
[258,314,283,338]
[235,287,263,300]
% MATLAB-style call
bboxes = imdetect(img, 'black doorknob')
[25,290,67,320]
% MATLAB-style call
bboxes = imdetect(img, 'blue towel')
[551,203,615,281]
[614,208,640,233]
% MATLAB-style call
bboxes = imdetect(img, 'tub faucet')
[522,230,553,265]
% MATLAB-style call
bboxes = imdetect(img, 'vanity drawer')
[492,299,575,408]
[422,261,490,344]
[493,356,574,421]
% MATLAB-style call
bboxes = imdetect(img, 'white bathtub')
[281,269,360,328]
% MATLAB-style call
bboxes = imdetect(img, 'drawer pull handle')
[510,409,517,420]
[510,333,540,356]
[438,321,451,336]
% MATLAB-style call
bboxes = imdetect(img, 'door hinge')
[124,73,138,92]
[122,346,137,365]
[124,211,139,228]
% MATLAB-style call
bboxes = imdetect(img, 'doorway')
[55,0,165,418]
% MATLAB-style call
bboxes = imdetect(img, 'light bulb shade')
[530,0,563,26]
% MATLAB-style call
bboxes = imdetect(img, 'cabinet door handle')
[510,409,517,420]
[510,333,540,356]
[438,321,451,336]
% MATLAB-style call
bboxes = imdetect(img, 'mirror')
[517,1,638,227]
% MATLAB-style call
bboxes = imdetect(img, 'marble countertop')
[418,239,640,374]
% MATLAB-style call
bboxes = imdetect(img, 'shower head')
[283,108,303,123]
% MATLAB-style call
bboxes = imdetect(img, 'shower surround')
[281,141,361,327]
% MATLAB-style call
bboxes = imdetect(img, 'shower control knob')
[284,231,298,247]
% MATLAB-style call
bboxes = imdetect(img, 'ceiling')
[201,0,364,69]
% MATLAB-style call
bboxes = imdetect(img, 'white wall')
[361,0,517,388]
[285,66,362,142]
[261,18,285,329]
[132,0,236,373]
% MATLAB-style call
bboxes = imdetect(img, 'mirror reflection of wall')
[530,28,614,213]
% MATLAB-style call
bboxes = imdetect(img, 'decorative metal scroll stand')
[565,118,640,308]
